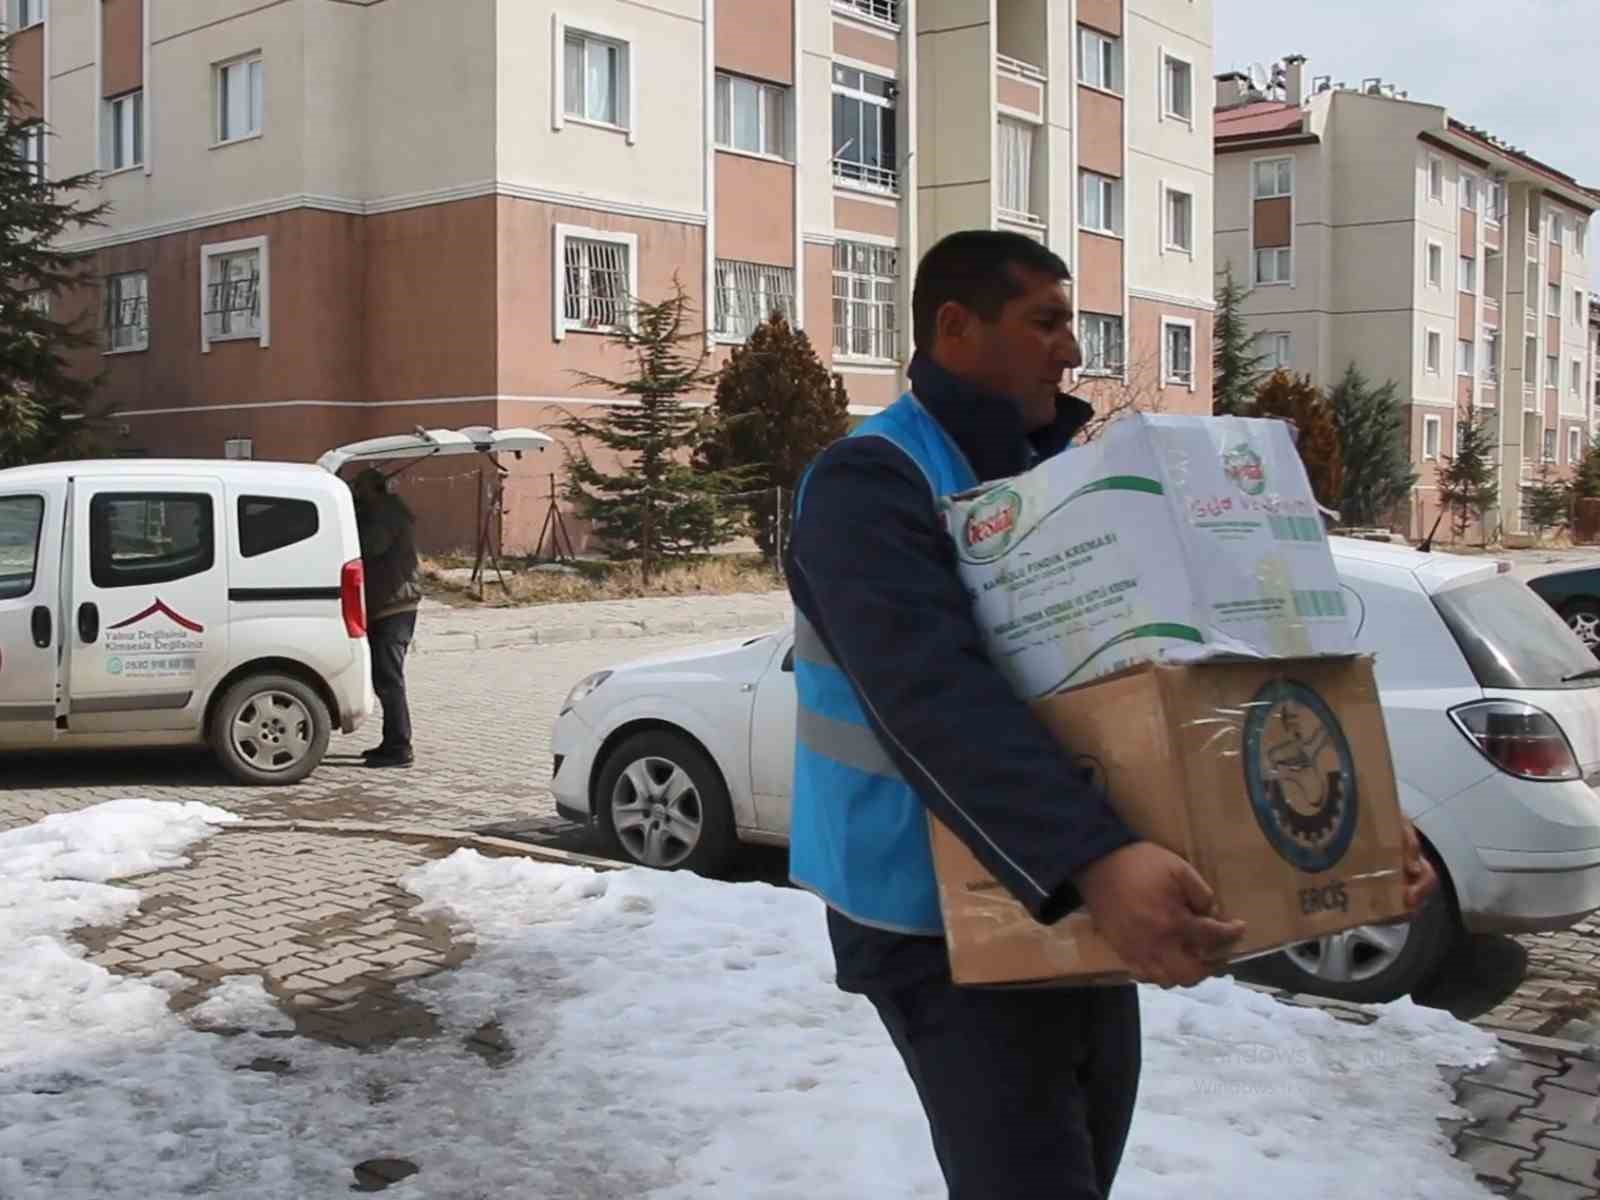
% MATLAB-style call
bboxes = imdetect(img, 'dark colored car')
[1526,566,1600,656]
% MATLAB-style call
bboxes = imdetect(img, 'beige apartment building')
[1213,58,1599,543]
[11,0,1212,552]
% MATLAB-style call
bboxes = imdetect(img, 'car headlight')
[560,670,612,715]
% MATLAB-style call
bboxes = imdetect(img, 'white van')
[0,426,551,785]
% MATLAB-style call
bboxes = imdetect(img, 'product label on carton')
[1242,678,1360,875]
[941,415,1354,698]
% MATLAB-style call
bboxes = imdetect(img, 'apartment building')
[12,0,1212,552]
[1213,58,1599,543]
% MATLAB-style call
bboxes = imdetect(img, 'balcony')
[832,158,899,196]
[834,0,900,26]
[996,53,1046,84]
[1483,297,1500,329]
[1525,385,1540,412]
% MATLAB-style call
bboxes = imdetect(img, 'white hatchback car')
[551,538,1600,1003]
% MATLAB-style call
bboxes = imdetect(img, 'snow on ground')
[0,801,1498,1199]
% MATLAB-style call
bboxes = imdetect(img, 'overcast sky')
[1215,0,1600,292]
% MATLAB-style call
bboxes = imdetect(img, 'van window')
[238,495,319,558]
[90,493,215,589]
[1432,575,1597,690]
[0,494,44,600]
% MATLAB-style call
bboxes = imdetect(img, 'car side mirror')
[782,646,795,672]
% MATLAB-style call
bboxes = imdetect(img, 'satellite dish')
[1247,63,1271,93]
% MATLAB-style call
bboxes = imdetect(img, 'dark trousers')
[369,610,417,754]
[866,977,1141,1199]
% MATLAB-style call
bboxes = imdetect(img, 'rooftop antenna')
[1246,62,1270,94]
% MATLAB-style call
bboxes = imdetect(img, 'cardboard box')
[940,414,1354,700]
[929,656,1410,986]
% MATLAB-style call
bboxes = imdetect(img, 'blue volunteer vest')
[789,393,980,935]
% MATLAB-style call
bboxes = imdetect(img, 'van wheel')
[210,673,331,786]
[593,730,736,876]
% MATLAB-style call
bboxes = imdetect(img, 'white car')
[551,538,1600,1003]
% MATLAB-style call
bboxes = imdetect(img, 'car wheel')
[593,730,736,876]
[1249,850,1456,1004]
[209,673,331,786]
[1563,599,1600,657]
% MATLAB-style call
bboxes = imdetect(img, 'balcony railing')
[833,158,900,196]
[1524,385,1540,411]
[996,53,1046,82]
[834,0,899,26]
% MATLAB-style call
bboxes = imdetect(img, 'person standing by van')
[352,469,420,769]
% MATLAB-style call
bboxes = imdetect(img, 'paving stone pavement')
[8,591,1600,1195]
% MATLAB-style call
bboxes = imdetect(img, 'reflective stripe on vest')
[788,393,979,936]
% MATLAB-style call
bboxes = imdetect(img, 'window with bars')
[832,241,899,361]
[716,72,789,158]
[714,259,795,341]
[997,118,1037,220]
[562,235,632,333]
[833,0,899,25]
[216,57,262,143]
[1079,313,1123,375]
[1078,27,1122,93]
[564,30,627,127]
[832,66,897,194]
[103,271,148,353]
[102,91,142,171]
[15,122,43,181]
[205,249,261,340]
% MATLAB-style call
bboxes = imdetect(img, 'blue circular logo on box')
[1242,679,1359,874]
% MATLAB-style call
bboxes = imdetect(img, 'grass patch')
[420,555,783,607]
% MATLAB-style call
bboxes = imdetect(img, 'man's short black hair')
[911,230,1071,351]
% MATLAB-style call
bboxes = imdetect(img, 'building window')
[1574,360,1584,397]
[1547,353,1559,388]
[1080,171,1122,236]
[101,90,143,171]
[1259,331,1291,372]
[1457,339,1475,377]
[1162,53,1193,122]
[15,121,43,181]
[6,0,43,30]
[714,259,795,341]
[1423,415,1441,461]
[1579,221,1588,256]
[1576,290,1586,326]
[1544,428,1557,463]
[564,30,628,128]
[1162,319,1194,387]
[1253,157,1293,199]
[1426,243,1442,288]
[1571,427,1583,465]
[224,438,254,461]
[1483,332,1500,382]
[1427,155,1442,202]
[832,65,897,194]
[1079,313,1123,376]
[1077,27,1122,93]
[1550,212,1564,246]
[1165,187,1193,253]
[201,236,268,351]
[833,0,899,25]
[1255,247,1292,286]
[1485,180,1504,223]
[215,56,263,143]
[1426,330,1442,374]
[555,226,636,338]
[715,72,789,159]
[997,118,1038,220]
[103,271,148,353]
[832,240,899,362]
[1460,174,1477,212]
[1549,282,1561,316]
[1459,254,1477,294]
[22,290,48,316]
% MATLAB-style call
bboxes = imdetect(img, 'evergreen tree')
[1328,363,1417,528]
[1212,264,1267,417]
[1253,370,1345,509]
[695,312,850,559]
[1437,403,1499,544]
[1523,456,1570,543]
[0,50,111,468]
[1572,431,1600,501]
[561,279,747,579]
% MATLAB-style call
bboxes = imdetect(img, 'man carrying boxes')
[784,229,1437,1199]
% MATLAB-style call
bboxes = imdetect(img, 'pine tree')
[1573,432,1600,501]
[0,50,111,469]
[1252,370,1345,509]
[561,278,747,579]
[1328,363,1417,528]
[1212,264,1267,417]
[1523,456,1570,543]
[694,313,850,559]
[1437,403,1499,544]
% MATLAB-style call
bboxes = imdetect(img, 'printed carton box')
[940,414,1354,699]
[929,656,1411,986]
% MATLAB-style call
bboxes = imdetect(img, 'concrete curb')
[411,609,785,654]
[218,819,624,873]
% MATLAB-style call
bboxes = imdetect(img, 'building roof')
[1444,119,1600,209]
[1215,100,1305,142]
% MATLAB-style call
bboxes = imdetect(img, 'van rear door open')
[0,480,65,744]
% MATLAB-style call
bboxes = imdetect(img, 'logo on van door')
[1242,679,1359,875]
[108,598,204,634]
[103,598,206,680]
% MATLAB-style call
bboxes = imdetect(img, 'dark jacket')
[784,352,1137,991]
[357,493,421,621]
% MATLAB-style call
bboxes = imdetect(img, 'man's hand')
[1072,842,1248,989]
[1400,820,1438,917]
